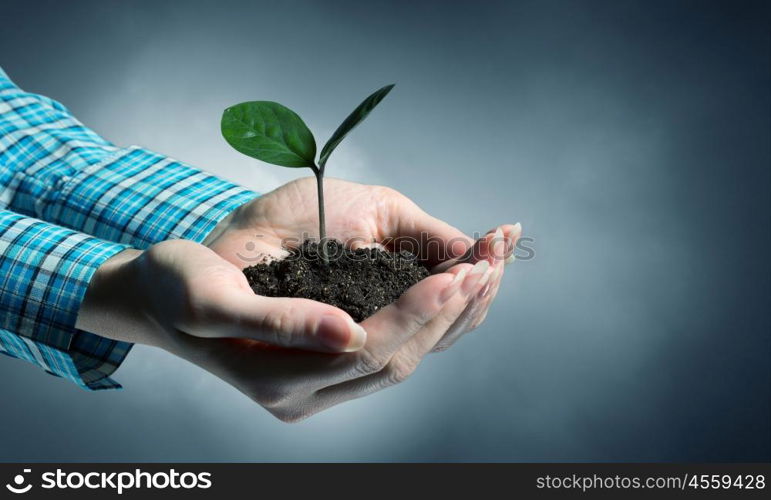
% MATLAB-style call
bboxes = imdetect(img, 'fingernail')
[317,315,367,352]
[462,260,489,294]
[440,268,468,303]
[506,223,522,261]
[505,253,516,265]
[345,318,368,351]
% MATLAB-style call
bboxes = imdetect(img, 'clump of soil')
[243,240,429,322]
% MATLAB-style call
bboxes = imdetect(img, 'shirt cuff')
[43,146,258,249]
[0,211,132,390]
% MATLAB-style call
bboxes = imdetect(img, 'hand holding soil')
[76,176,520,421]
[75,84,522,421]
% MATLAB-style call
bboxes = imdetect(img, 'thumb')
[196,291,368,353]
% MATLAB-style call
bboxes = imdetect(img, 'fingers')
[284,265,479,389]
[238,267,477,422]
[182,268,471,391]
[179,260,498,422]
[184,290,368,353]
[502,223,522,265]
[430,222,520,351]
[389,198,475,268]
[309,262,490,414]
[290,264,481,390]
[432,260,504,352]
[470,260,505,329]
[433,223,520,273]
[433,261,502,352]
[350,270,465,363]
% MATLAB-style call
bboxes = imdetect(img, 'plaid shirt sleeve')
[0,67,258,390]
[0,67,257,248]
[0,210,131,390]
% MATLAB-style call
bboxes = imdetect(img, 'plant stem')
[313,166,328,264]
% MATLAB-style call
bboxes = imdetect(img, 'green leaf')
[318,84,395,168]
[221,101,317,168]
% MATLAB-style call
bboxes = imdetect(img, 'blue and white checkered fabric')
[0,67,257,390]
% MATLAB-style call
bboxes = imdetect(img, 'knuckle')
[176,292,220,335]
[271,406,313,424]
[354,349,388,376]
[182,277,240,328]
[254,387,293,409]
[186,293,216,323]
[378,186,412,215]
[374,184,401,200]
[261,308,296,346]
[394,294,436,328]
[431,342,450,353]
[384,356,417,385]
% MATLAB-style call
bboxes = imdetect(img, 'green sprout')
[221,84,395,263]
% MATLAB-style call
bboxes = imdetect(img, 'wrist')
[76,248,158,346]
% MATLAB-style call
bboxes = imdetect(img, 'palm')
[208,177,422,269]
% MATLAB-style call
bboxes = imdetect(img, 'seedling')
[221,84,395,262]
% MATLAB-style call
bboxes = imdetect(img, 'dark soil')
[243,239,429,322]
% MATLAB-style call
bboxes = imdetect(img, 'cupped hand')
[205,177,521,347]
[168,252,492,421]
[77,238,491,421]
[78,178,522,420]
[77,240,368,353]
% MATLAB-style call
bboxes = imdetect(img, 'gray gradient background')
[0,0,769,462]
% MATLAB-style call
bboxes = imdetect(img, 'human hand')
[76,238,494,421]
[205,177,521,347]
[76,239,371,353]
[77,178,522,420]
